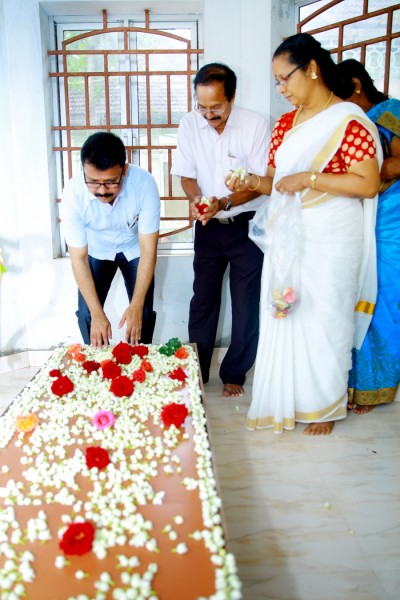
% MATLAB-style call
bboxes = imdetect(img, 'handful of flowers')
[196,196,213,215]
[225,167,248,185]
[271,286,298,319]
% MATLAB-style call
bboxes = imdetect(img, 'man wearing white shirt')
[171,63,270,397]
[61,132,160,348]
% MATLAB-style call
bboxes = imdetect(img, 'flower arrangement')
[271,286,298,319]
[0,340,242,599]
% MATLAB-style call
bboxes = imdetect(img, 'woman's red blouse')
[268,110,377,172]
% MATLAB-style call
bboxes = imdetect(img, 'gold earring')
[355,89,361,95]
[311,72,318,80]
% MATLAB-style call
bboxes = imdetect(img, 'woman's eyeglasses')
[274,63,304,89]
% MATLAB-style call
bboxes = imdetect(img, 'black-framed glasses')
[84,168,124,189]
[194,99,229,115]
[274,63,304,89]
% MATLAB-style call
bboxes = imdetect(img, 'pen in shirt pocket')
[128,214,139,229]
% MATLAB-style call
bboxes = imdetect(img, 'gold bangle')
[247,174,261,191]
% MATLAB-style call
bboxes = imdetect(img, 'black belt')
[217,211,255,225]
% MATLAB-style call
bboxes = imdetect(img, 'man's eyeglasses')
[194,100,229,115]
[274,63,304,89]
[84,168,124,189]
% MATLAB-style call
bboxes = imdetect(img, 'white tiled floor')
[1,354,399,600]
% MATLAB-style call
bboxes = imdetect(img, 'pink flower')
[92,410,115,430]
[282,287,297,304]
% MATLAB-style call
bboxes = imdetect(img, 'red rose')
[59,522,95,556]
[174,347,188,360]
[197,203,209,215]
[110,375,134,397]
[112,342,133,365]
[132,368,146,383]
[73,352,87,363]
[49,369,62,378]
[51,375,74,397]
[131,345,149,358]
[168,367,188,382]
[85,446,111,470]
[161,402,189,428]
[101,360,122,380]
[82,360,101,374]
[140,359,153,372]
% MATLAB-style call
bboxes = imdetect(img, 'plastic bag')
[248,200,271,253]
[267,192,302,319]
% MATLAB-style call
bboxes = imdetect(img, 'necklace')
[293,90,334,127]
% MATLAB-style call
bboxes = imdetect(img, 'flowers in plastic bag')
[271,286,298,319]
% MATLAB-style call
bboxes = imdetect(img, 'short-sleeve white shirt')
[171,105,270,218]
[60,164,160,261]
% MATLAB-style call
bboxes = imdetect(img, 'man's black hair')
[194,63,237,101]
[80,132,126,169]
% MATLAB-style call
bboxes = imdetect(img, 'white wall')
[0,0,295,354]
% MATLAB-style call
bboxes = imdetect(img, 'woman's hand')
[275,172,310,194]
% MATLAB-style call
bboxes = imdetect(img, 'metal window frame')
[49,9,203,253]
[297,0,400,94]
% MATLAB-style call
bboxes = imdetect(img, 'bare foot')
[347,402,355,410]
[223,383,244,397]
[353,404,375,415]
[303,421,334,436]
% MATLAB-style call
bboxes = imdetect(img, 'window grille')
[298,0,400,98]
[48,9,203,249]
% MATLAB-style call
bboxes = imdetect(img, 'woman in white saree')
[226,34,382,435]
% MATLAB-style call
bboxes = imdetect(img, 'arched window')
[49,9,203,252]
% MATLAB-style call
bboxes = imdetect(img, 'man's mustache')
[206,115,221,121]
[95,193,114,198]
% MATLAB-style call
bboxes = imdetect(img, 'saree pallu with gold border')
[348,99,400,406]
[247,103,382,433]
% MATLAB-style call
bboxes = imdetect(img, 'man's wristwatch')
[223,197,232,211]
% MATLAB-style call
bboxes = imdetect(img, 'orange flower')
[174,347,188,360]
[66,343,81,358]
[15,413,39,433]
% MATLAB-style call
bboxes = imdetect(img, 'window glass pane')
[139,149,148,171]
[365,42,387,94]
[393,9,400,34]
[88,77,106,125]
[66,53,104,72]
[137,75,148,124]
[150,75,167,124]
[159,224,192,243]
[172,174,184,198]
[300,0,363,30]
[149,53,188,71]
[369,0,400,10]
[68,77,86,126]
[151,149,169,196]
[151,128,177,147]
[136,31,187,50]
[66,31,119,51]
[109,76,124,125]
[342,47,361,62]
[389,37,400,98]
[343,14,387,46]
[171,75,191,124]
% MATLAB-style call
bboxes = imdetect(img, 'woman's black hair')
[273,32,353,98]
[194,63,237,101]
[81,132,126,169]
[335,59,389,104]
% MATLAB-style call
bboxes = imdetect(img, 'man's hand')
[90,313,112,348]
[119,304,142,345]
[191,196,221,225]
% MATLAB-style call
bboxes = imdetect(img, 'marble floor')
[1,353,399,600]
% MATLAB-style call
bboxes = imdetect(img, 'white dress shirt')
[171,105,270,219]
[60,164,160,261]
